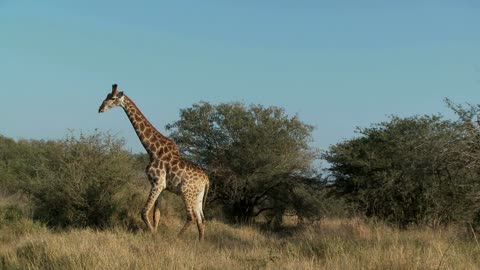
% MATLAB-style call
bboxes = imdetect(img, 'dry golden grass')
[1,215,480,270]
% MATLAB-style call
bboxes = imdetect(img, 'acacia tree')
[166,102,321,223]
[324,112,480,228]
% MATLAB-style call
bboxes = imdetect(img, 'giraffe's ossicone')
[99,84,210,240]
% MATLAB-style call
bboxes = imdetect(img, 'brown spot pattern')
[119,95,209,240]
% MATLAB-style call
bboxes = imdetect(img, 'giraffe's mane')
[124,95,172,142]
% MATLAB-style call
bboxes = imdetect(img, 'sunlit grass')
[1,212,479,270]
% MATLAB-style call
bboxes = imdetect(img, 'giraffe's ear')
[112,84,118,95]
[118,91,124,97]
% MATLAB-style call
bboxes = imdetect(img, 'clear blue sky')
[1,1,479,154]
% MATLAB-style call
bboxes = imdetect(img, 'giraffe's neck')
[121,96,172,157]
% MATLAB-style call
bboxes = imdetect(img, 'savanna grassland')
[1,195,479,270]
[2,101,480,269]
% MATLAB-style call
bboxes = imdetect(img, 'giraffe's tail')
[201,180,209,223]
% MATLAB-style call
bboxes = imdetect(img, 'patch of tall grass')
[1,211,479,270]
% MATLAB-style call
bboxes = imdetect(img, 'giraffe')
[98,84,209,240]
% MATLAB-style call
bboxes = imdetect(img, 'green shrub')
[325,115,480,228]
[21,132,137,229]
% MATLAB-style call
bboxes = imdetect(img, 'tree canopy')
[167,102,324,223]
[324,111,480,228]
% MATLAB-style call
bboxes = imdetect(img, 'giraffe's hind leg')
[177,179,208,240]
[194,210,205,240]
[178,206,195,236]
[194,189,206,240]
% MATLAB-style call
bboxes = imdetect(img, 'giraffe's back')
[162,157,208,195]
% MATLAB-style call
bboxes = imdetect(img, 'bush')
[20,132,138,229]
[0,135,27,193]
[324,115,480,228]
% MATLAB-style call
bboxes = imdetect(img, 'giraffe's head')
[98,84,126,113]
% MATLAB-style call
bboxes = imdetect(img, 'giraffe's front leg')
[142,184,164,232]
[153,195,162,232]
[143,168,166,233]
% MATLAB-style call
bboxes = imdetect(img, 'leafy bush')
[0,135,27,193]
[19,132,138,229]
[325,115,480,228]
